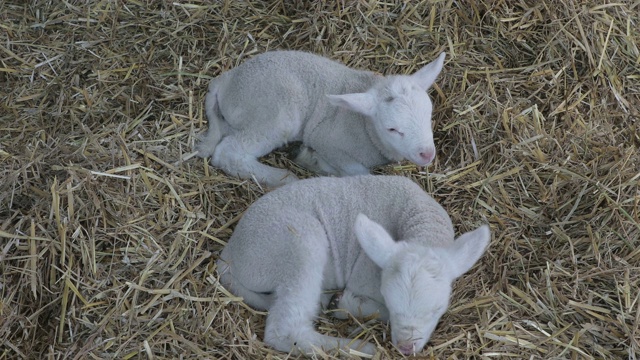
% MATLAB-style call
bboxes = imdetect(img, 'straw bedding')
[1,1,638,359]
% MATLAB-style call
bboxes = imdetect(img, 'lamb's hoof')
[282,141,305,159]
[290,145,319,167]
[327,291,343,310]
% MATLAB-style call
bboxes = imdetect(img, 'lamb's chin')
[409,157,433,167]
[395,339,427,356]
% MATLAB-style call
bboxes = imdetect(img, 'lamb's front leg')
[298,146,370,177]
[264,227,376,356]
[328,289,389,322]
[321,150,371,177]
[337,162,371,177]
[291,145,340,176]
[266,285,376,356]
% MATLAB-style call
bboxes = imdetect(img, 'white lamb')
[216,175,491,356]
[196,51,446,187]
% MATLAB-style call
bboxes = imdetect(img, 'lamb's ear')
[443,225,490,279]
[327,93,376,117]
[411,52,446,90]
[354,214,398,268]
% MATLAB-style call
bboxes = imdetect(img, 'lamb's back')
[216,51,373,124]
[248,175,454,246]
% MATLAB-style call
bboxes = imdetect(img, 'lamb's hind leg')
[211,111,300,187]
[264,232,376,355]
[212,135,298,188]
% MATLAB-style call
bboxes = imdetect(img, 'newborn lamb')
[196,51,446,187]
[216,175,491,356]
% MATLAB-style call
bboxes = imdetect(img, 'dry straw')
[1,1,638,359]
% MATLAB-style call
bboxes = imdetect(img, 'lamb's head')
[354,214,490,355]
[327,52,446,166]
[379,246,451,355]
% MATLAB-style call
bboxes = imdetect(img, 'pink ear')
[353,214,398,268]
[411,52,446,90]
[444,225,490,279]
[327,93,376,117]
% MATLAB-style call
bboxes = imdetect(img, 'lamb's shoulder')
[300,69,379,133]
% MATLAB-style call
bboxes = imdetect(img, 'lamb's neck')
[343,70,381,93]
[398,204,455,247]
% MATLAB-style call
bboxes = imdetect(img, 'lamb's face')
[372,76,436,166]
[354,213,490,356]
[380,249,451,355]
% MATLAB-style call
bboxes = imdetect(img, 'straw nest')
[1,1,638,359]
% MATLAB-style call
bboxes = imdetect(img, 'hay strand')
[1,1,638,359]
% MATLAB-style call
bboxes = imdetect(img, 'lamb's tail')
[216,257,273,311]
[195,78,225,158]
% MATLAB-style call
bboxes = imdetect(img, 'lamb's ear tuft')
[411,52,446,90]
[443,224,490,279]
[353,214,398,268]
[327,93,376,117]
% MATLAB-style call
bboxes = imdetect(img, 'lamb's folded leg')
[302,146,370,177]
[263,226,376,356]
[212,135,298,187]
[291,145,340,176]
[329,289,389,322]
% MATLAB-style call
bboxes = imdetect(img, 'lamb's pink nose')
[418,148,435,164]
[398,343,415,355]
